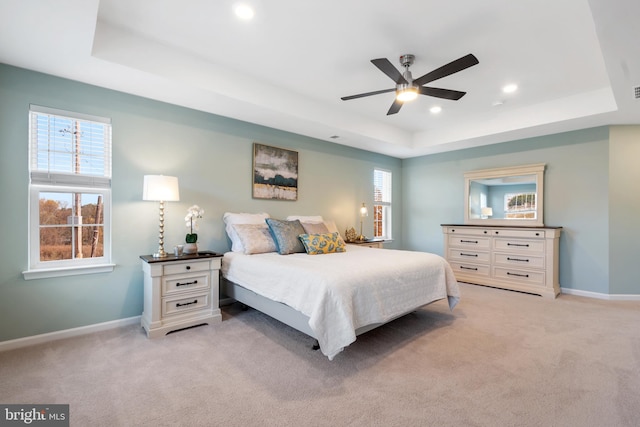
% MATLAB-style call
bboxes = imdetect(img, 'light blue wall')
[609,126,640,295]
[0,64,401,341]
[402,128,612,294]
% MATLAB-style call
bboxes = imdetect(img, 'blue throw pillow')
[265,218,306,255]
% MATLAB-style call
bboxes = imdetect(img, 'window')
[24,105,113,279]
[504,192,536,219]
[373,169,392,240]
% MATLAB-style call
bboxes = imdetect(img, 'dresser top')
[441,224,562,229]
[140,250,223,263]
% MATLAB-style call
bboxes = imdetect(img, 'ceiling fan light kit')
[396,87,418,102]
[341,53,479,115]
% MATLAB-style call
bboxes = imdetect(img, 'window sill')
[22,264,116,281]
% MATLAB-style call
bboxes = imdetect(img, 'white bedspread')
[222,245,460,360]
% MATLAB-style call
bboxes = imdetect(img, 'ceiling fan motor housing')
[399,54,415,68]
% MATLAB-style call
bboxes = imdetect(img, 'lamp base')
[356,235,367,241]
[152,251,168,258]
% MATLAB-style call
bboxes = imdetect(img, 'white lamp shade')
[143,175,180,201]
[481,207,493,216]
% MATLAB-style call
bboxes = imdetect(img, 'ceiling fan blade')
[387,99,403,115]
[371,58,408,85]
[341,88,396,101]
[413,54,479,87]
[419,86,467,100]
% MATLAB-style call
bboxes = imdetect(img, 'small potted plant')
[183,205,204,254]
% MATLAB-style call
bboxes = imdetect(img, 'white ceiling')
[1,0,638,158]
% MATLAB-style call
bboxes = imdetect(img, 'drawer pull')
[460,266,478,271]
[176,299,198,307]
[460,253,478,257]
[507,257,529,262]
[460,239,478,244]
[507,272,529,278]
[186,265,191,270]
[176,280,198,287]
[507,243,529,247]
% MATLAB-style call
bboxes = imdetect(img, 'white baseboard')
[0,316,141,353]
[561,287,640,301]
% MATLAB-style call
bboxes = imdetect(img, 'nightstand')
[347,239,386,249]
[140,251,223,338]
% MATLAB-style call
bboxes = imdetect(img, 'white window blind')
[374,169,392,205]
[29,105,111,187]
[373,169,392,239]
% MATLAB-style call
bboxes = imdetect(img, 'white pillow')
[232,224,277,255]
[286,215,324,222]
[223,212,270,252]
[323,219,339,234]
[322,219,346,246]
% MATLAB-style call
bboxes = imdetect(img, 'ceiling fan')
[341,53,479,115]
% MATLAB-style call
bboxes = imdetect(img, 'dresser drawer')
[446,227,491,236]
[162,292,211,317]
[163,261,210,276]
[448,235,491,250]
[448,248,490,264]
[491,229,545,239]
[162,272,210,296]
[449,261,491,277]
[494,267,545,286]
[494,238,544,253]
[493,253,544,269]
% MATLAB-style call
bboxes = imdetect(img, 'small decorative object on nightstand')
[183,205,204,255]
[140,251,223,338]
[345,227,358,243]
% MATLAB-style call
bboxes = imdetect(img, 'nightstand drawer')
[163,261,210,276]
[162,273,210,296]
[162,292,211,317]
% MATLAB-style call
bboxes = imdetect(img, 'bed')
[221,244,460,360]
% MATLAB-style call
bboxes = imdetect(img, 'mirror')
[464,163,545,226]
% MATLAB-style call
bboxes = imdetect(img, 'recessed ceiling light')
[430,106,442,114]
[234,3,255,20]
[502,84,518,94]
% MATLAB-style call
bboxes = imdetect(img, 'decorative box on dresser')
[140,252,223,338]
[442,225,562,298]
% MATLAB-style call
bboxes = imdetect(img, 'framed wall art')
[252,143,298,201]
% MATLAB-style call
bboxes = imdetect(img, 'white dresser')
[141,252,222,338]
[442,225,561,298]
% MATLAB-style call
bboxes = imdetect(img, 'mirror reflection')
[468,175,537,220]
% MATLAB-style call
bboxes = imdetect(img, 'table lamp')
[357,202,368,241]
[143,175,180,257]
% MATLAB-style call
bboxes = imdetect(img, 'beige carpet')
[1,283,639,427]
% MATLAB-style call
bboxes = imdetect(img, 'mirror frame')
[464,163,545,227]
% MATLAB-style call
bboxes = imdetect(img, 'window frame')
[23,106,114,280]
[373,168,392,240]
